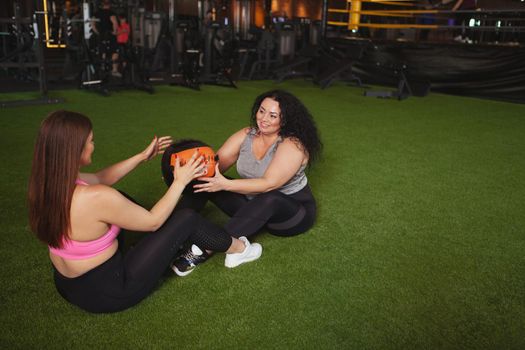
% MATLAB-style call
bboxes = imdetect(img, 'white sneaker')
[224,236,262,268]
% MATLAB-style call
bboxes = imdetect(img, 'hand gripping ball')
[161,139,218,191]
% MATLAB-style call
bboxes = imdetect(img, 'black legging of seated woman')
[53,207,232,313]
[177,184,317,238]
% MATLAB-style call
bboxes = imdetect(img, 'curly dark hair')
[250,90,322,165]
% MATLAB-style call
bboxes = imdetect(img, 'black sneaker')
[171,244,210,276]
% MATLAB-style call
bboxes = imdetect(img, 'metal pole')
[34,0,48,97]
[264,0,272,29]
[169,0,176,76]
[321,0,328,40]
[1,1,62,107]
[198,0,204,34]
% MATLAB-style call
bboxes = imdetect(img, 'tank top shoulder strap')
[75,179,89,186]
[240,128,256,150]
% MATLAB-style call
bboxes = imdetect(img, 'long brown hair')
[28,110,92,248]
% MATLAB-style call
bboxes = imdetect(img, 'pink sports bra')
[48,179,121,260]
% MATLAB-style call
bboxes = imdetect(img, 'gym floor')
[1,80,524,349]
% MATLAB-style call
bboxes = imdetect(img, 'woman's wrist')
[223,178,233,192]
[137,151,149,163]
[170,179,187,192]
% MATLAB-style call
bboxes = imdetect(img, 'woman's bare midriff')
[49,240,119,278]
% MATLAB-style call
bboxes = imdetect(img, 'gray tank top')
[236,128,307,196]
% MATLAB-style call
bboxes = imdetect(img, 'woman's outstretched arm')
[216,128,250,173]
[195,139,306,195]
[89,152,205,232]
[80,136,172,186]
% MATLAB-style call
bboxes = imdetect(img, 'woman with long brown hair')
[28,110,262,313]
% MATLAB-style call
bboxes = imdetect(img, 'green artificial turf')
[0,81,524,349]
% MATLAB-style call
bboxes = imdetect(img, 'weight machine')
[73,0,153,96]
[146,0,237,90]
[0,1,62,107]
[199,20,237,88]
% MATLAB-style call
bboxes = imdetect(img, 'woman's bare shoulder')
[280,136,305,152]
[240,127,252,135]
[74,183,119,203]
[227,127,252,142]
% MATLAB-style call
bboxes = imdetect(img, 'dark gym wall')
[270,0,322,20]
[478,0,523,10]
[174,0,199,16]
[1,0,35,17]
[294,0,322,19]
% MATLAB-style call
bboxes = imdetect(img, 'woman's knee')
[254,190,287,206]
[267,201,316,236]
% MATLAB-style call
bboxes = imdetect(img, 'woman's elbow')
[144,216,164,232]
[260,180,281,193]
[151,217,168,231]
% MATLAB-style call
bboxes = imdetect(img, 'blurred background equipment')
[1,0,524,103]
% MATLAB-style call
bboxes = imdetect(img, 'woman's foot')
[172,244,210,276]
[224,237,262,268]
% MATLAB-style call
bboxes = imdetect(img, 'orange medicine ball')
[170,146,217,177]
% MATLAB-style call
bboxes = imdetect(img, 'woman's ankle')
[226,237,246,254]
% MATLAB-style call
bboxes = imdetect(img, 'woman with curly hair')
[171,89,322,276]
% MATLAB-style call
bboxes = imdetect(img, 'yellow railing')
[328,0,440,30]
[43,0,66,48]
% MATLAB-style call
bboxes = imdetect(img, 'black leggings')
[53,208,232,313]
[178,185,317,238]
